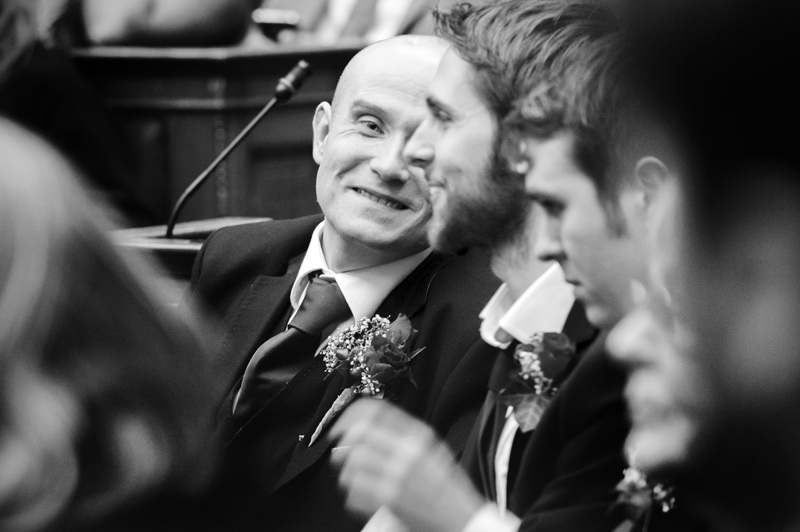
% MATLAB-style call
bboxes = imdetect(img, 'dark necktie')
[478,341,520,501]
[232,272,351,424]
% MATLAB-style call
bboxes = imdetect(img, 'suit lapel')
[272,252,452,491]
[562,300,597,351]
[479,301,597,502]
[374,251,448,320]
[468,344,517,501]
[213,255,304,436]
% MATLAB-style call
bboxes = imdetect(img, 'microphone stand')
[165,60,312,238]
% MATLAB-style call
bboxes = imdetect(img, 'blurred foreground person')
[0,119,219,532]
[606,180,700,474]
[619,1,800,531]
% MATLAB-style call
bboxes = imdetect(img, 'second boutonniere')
[307,313,424,446]
[498,331,577,432]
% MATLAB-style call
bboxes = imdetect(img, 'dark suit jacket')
[189,215,500,532]
[461,303,632,532]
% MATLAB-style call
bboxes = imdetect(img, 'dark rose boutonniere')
[307,314,423,446]
[498,331,576,432]
[613,467,675,532]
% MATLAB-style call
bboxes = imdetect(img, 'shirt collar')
[290,221,433,320]
[479,263,575,348]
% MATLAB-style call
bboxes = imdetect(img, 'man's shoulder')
[427,247,500,297]
[197,214,322,273]
[189,214,322,308]
[207,214,322,256]
[548,329,628,432]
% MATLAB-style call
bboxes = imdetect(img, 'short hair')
[500,24,675,232]
[433,0,620,246]
[434,0,619,121]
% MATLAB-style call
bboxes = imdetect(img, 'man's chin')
[627,420,696,477]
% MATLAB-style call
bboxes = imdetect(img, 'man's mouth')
[354,188,407,210]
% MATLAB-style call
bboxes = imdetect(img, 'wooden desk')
[114,216,271,305]
[72,44,360,224]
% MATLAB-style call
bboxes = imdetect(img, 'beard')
[428,148,530,254]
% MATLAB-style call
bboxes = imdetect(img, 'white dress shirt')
[360,264,575,532]
[463,263,575,532]
[289,221,432,349]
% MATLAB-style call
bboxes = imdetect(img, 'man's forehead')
[334,36,446,108]
[335,60,433,123]
[339,86,429,131]
[428,49,486,113]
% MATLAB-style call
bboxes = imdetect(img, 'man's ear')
[312,102,332,164]
[635,156,671,210]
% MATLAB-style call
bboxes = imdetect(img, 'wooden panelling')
[72,44,360,224]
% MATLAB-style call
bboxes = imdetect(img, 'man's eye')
[358,119,383,134]
[540,199,564,217]
[431,108,451,124]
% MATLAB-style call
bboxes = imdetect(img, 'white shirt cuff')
[462,503,521,532]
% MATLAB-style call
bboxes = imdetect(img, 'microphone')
[165,60,312,238]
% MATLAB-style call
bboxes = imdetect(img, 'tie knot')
[290,273,351,338]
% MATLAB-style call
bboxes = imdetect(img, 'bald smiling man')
[187,36,500,532]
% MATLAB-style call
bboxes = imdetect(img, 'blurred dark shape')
[0,0,157,226]
[252,8,300,41]
[0,118,221,532]
[624,1,800,531]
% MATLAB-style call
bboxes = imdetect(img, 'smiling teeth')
[356,189,405,210]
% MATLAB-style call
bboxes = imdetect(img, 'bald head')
[331,35,448,113]
[311,35,448,270]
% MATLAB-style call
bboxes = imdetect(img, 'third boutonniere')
[307,314,424,446]
[498,332,577,432]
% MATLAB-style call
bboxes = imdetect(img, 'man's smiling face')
[313,38,446,269]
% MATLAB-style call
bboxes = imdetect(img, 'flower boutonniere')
[613,467,675,532]
[307,313,424,446]
[498,331,576,432]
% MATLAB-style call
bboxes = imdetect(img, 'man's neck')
[320,228,429,272]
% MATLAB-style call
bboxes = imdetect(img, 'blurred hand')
[329,400,485,532]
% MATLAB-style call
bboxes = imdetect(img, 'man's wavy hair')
[434,0,619,121]
[433,0,628,239]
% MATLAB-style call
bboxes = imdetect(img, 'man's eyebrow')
[349,98,387,119]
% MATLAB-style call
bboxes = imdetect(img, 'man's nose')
[532,219,564,263]
[403,119,434,170]
[370,136,411,182]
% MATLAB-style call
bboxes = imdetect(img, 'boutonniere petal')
[308,314,423,446]
[499,331,576,432]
